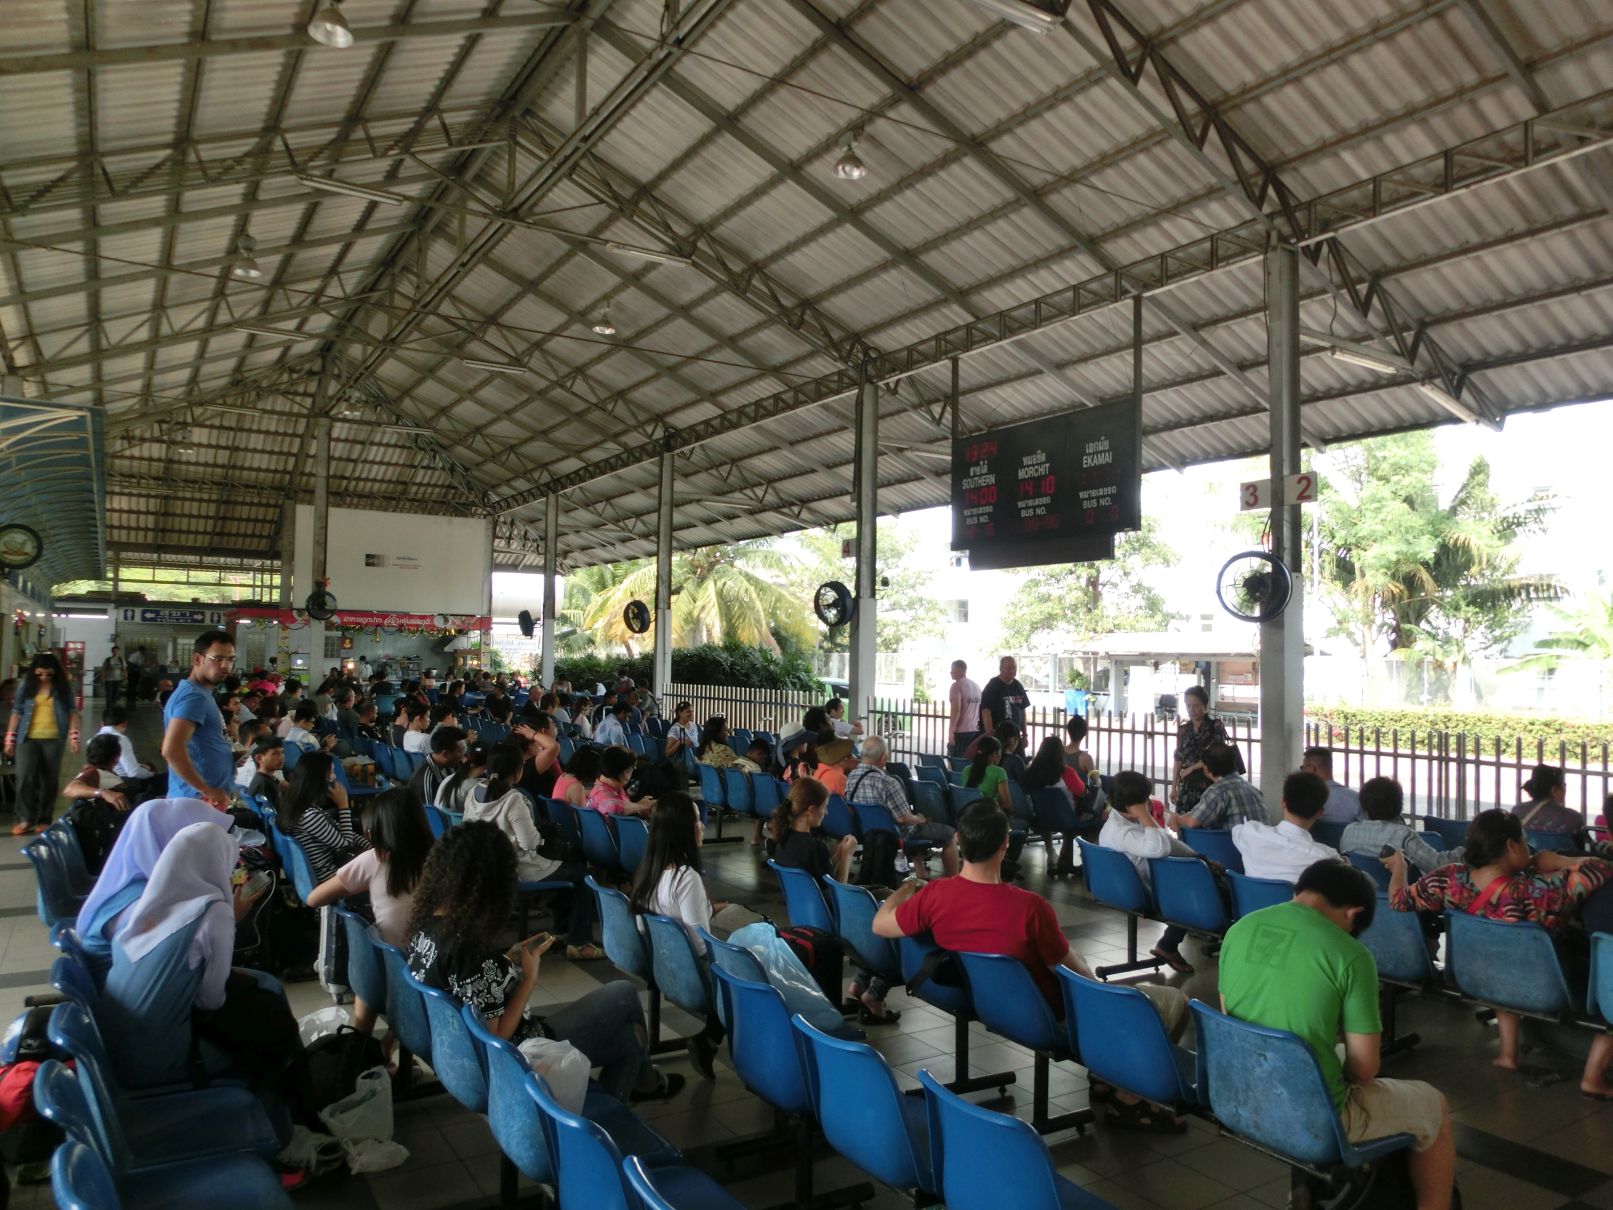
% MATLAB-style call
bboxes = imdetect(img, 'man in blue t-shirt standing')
[160,629,237,810]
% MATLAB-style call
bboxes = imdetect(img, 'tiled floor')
[8,704,1613,1207]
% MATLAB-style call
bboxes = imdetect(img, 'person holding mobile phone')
[1339,777,1462,874]
[279,751,369,885]
[406,822,684,1105]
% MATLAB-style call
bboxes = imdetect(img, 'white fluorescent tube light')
[960,0,1066,32]
[233,324,304,341]
[1325,347,1401,375]
[604,241,693,266]
[461,358,529,376]
[295,172,405,206]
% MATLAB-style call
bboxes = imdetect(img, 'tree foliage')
[1507,591,1613,672]
[552,638,820,694]
[1317,432,1556,675]
[997,520,1179,651]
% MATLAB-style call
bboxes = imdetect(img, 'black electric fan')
[623,600,652,635]
[814,581,854,628]
[1215,551,1293,623]
[305,582,339,621]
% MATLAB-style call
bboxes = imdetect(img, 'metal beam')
[0,12,576,77]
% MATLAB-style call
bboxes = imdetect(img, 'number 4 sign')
[1240,472,1320,511]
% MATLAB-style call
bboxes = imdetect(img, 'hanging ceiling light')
[173,426,197,454]
[591,308,616,336]
[833,132,868,181]
[960,0,1067,32]
[307,1,355,48]
[229,233,263,280]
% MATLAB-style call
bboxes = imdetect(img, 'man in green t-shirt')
[1219,860,1455,1210]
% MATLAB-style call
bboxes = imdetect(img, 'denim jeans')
[540,980,652,1101]
[15,738,63,826]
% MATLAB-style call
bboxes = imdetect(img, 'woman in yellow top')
[4,653,81,835]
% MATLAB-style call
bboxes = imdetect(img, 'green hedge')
[1306,703,1613,751]
[553,639,820,695]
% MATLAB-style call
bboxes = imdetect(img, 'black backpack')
[305,1026,387,1112]
[64,799,128,875]
[855,830,900,889]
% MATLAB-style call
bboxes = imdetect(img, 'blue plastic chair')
[557,734,576,765]
[917,1069,1113,1210]
[23,839,86,926]
[1590,933,1613,1024]
[792,1014,936,1199]
[820,793,857,841]
[1445,910,1577,1018]
[276,830,319,903]
[46,822,93,894]
[623,1153,748,1210]
[331,905,387,1017]
[955,951,1087,1136]
[895,933,1015,1098]
[1056,966,1199,1110]
[463,1005,677,1192]
[416,974,489,1113]
[47,1002,282,1167]
[1527,828,1580,854]
[768,859,834,932]
[588,878,675,1051]
[34,1060,292,1209]
[1345,851,1393,891]
[1189,999,1413,1172]
[376,938,433,1066]
[911,779,948,825]
[916,764,949,790]
[615,815,649,876]
[51,1140,125,1210]
[722,768,755,820]
[539,797,583,850]
[1310,820,1348,850]
[1076,839,1165,977]
[1356,893,1438,1055]
[575,807,623,874]
[1180,827,1244,873]
[1227,871,1294,919]
[642,912,713,1022]
[709,966,874,1208]
[946,784,979,820]
[697,764,726,813]
[851,802,934,861]
[752,773,786,821]
[822,878,901,987]
[281,741,303,771]
[1026,786,1083,874]
[1419,815,1469,851]
[1148,855,1229,936]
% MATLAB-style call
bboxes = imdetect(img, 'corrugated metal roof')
[0,0,1610,577]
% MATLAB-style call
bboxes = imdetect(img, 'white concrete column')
[653,451,674,696]
[540,492,558,687]
[848,378,879,721]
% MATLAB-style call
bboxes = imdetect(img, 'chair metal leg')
[1378,986,1421,1058]
[942,1012,1018,1097]
[646,987,687,1056]
[1096,914,1167,980]
[758,1118,872,1210]
[1029,1051,1091,1137]
[703,807,742,846]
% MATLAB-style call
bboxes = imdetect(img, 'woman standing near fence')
[1171,686,1227,812]
[5,653,80,835]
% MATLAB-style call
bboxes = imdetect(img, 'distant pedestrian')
[947,659,981,758]
[979,656,1029,735]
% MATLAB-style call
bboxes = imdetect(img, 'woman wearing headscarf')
[74,797,231,980]
[99,824,311,1120]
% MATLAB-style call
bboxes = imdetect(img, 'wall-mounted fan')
[517,609,536,638]
[1215,551,1293,623]
[623,600,652,635]
[305,580,339,622]
[814,581,854,628]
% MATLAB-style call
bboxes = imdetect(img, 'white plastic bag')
[319,1066,393,1144]
[275,1124,346,1176]
[519,1036,590,1113]
[297,1005,351,1048]
[727,922,845,1035]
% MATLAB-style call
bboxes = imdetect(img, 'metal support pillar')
[848,376,878,722]
[1260,246,1306,811]
[653,451,674,697]
[309,415,331,678]
[540,491,558,687]
[276,497,295,671]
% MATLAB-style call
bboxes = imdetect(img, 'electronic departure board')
[951,399,1141,569]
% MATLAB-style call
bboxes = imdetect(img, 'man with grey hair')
[846,735,959,876]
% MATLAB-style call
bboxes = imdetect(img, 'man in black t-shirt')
[979,656,1030,734]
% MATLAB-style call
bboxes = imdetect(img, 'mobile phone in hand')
[242,870,273,900]
[1378,845,1397,858]
[521,932,554,953]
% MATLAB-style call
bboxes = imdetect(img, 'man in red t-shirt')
[873,799,1093,1012]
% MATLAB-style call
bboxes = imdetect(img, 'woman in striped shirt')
[281,751,370,884]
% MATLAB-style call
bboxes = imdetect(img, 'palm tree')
[579,540,815,653]
[1506,591,1613,671]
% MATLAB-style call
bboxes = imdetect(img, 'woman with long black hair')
[628,792,727,1076]
[280,751,368,884]
[5,653,81,834]
[406,822,683,1103]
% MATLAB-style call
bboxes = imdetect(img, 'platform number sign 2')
[1240,473,1320,511]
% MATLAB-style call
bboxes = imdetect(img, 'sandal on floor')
[858,1006,902,1026]
[565,943,604,961]
[841,997,866,1015]
[1151,947,1195,974]
[631,1071,687,1104]
[1104,1098,1187,1134]
[1088,1080,1116,1102]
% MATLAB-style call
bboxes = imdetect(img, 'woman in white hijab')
[100,823,310,1120]
[74,797,229,979]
